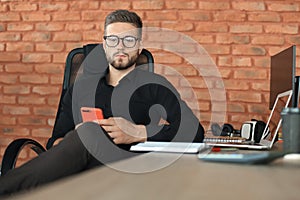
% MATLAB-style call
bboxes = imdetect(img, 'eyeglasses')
[103,35,139,48]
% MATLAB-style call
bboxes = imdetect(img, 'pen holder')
[281,107,300,153]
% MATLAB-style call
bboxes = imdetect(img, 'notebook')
[130,141,208,154]
[205,90,293,150]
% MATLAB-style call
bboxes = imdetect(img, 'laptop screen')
[263,90,293,142]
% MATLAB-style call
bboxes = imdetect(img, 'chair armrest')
[1,138,46,176]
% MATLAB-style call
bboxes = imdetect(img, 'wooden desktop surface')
[5,147,300,200]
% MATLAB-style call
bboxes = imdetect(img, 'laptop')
[205,90,293,150]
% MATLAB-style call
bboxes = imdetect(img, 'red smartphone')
[80,107,103,122]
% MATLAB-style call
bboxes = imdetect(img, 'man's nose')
[116,39,125,49]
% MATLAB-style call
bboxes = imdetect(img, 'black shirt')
[51,68,204,144]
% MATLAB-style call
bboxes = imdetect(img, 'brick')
[154,53,182,64]
[0,24,5,31]
[264,24,298,34]
[214,11,246,22]
[52,12,81,21]
[132,0,164,10]
[100,1,130,10]
[0,13,20,21]
[180,11,211,21]
[33,107,57,116]
[18,117,46,125]
[253,57,269,68]
[9,3,37,11]
[195,23,228,33]
[251,81,270,92]
[5,64,33,73]
[3,105,30,115]
[198,2,230,10]
[65,23,96,31]
[21,13,51,22]
[229,91,262,103]
[0,127,30,136]
[6,42,34,52]
[50,75,63,84]
[35,23,65,31]
[287,36,300,44]
[228,103,246,113]
[162,43,197,54]
[267,3,299,11]
[0,74,18,84]
[22,53,51,63]
[53,32,82,42]
[0,4,8,11]
[248,12,281,22]
[47,96,60,106]
[216,35,250,44]
[166,65,197,76]
[70,1,99,10]
[83,30,101,41]
[7,23,34,31]
[32,86,60,95]
[230,24,263,33]
[82,11,108,21]
[146,11,178,21]
[161,21,194,32]
[3,85,30,94]
[202,44,230,55]
[0,32,21,41]
[23,32,51,42]
[232,57,252,67]
[252,35,285,45]
[52,53,67,64]
[218,69,232,79]
[232,2,266,11]
[40,2,68,11]
[230,114,253,123]
[282,13,300,23]
[190,34,214,44]
[35,64,64,74]
[36,43,65,52]
[0,116,16,125]
[20,74,49,84]
[211,102,227,112]
[247,104,267,114]
[18,96,46,105]
[0,52,21,62]
[218,56,232,67]
[232,46,266,56]
[31,128,52,138]
[223,79,249,90]
[166,1,197,9]
[0,95,16,104]
[233,69,267,79]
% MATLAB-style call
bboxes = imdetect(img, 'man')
[0,10,204,195]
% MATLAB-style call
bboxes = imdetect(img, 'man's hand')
[97,117,147,144]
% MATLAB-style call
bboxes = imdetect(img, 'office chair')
[0,44,154,176]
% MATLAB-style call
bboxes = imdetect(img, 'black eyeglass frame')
[103,35,140,48]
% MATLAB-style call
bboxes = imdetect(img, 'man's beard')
[108,51,139,71]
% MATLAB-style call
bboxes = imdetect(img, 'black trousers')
[0,122,135,196]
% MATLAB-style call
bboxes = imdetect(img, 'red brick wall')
[0,0,299,163]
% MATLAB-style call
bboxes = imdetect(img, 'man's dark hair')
[104,10,143,37]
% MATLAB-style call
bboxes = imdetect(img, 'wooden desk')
[6,148,300,200]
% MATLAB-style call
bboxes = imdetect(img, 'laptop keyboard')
[203,136,248,144]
